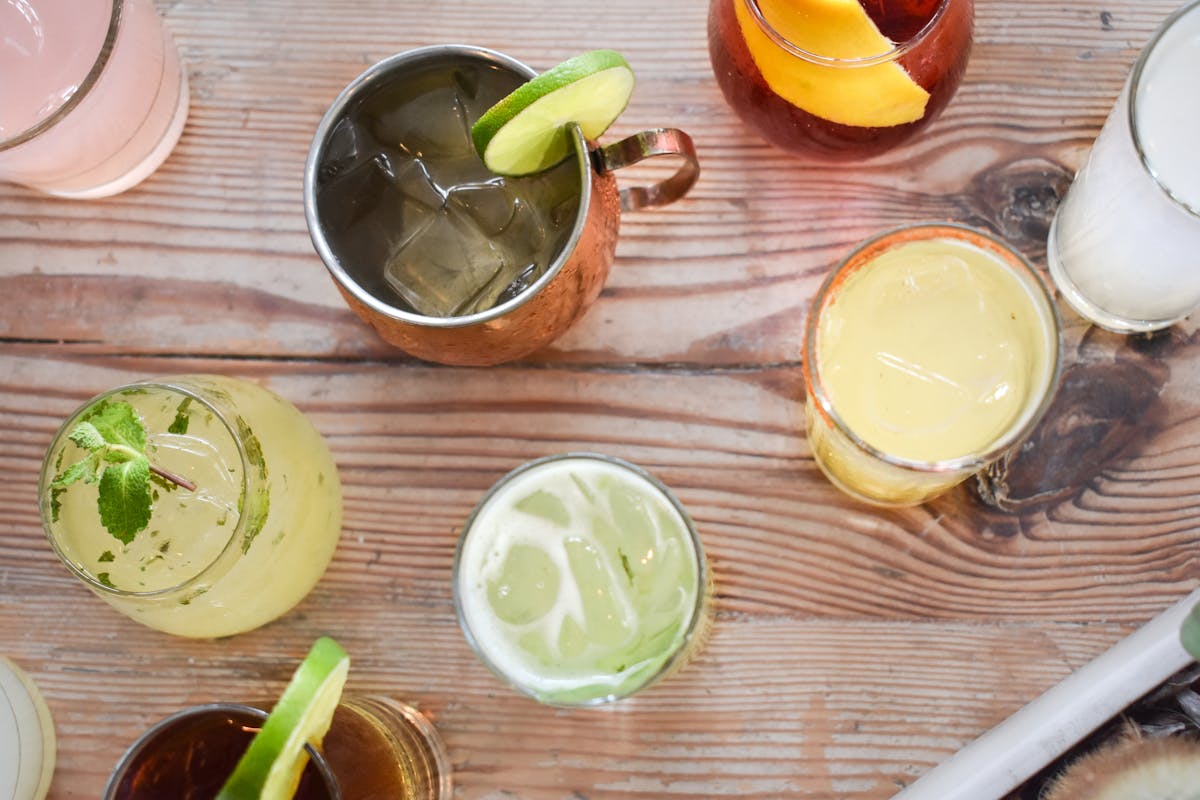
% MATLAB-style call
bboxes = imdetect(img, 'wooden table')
[3,1,1198,797]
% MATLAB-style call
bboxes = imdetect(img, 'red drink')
[708,0,973,159]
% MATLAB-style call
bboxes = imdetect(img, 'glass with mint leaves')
[38,375,343,638]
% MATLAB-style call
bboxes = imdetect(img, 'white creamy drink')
[1047,1,1200,332]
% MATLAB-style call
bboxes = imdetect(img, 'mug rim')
[302,43,594,330]
[802,222,1063,475]
[0,0,122,151]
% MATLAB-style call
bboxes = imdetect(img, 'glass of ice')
[0,0,189,198]
[103,697,452,799]
[39,375,342,638]
[1046,0,1200,333]
[453,453,710,706]
[303,45,700,366]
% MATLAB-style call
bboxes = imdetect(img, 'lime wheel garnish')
[216,637,350,800]
[471,49,635,175]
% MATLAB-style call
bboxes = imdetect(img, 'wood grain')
[2,1,1198,798]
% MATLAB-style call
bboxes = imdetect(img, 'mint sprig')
[51,400,196,544]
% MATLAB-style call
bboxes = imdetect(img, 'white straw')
[892,587,1200,800]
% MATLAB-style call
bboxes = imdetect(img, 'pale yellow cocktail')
[40,375,342,637]
[803,224,1060,506]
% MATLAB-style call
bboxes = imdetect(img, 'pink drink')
[0,0,189,198]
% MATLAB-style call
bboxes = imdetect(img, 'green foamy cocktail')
[454,454,707,706]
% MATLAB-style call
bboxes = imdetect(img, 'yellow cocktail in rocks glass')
[39,375,342,638]
[803,224,1060,506]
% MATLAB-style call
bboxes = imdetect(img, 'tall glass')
[708,0,973,159]
[803,224,1061,506]
[0,0,189,198]
[39,375,342,638]
[1046,0,1200,333]
[454,453,709,706]
[103,697,452,799]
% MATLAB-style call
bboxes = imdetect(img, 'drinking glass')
[707,0,973,159]
[454,453,709,706]
[803,223,1061,506]
[39,375,342,638]
[103,697,452,799]
[303,44,700,366]
[0,656,55,800]
[1046,0,1200,333]
[0,0,189,198]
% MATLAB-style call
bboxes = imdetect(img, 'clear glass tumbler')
[40,375,342,638]
[803,223,1061,506]
[103,697,452,799]
[454,453,710,706]
[707,0,973,159]
[0,0,189,197]
[1046,0,1200,333]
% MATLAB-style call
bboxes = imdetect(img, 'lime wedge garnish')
[471,49,635,176]
[216,637,350,800]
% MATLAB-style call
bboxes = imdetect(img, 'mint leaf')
[50,454,100,523]
[85,401,146,452]
[55,457,98,488]
[68,422,106,452]
[52,398,196,544]
[168,397,192,435]
[98,457,153,543]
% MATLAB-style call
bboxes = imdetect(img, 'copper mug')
[303,45,699,366]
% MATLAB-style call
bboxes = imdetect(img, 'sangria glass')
[708,0,973,159]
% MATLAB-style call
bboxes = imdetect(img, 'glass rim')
[101,702,341,800]
[39,377,251,599]
[301,43,594,330]
[452,452,708,706]
[802,222,1063,475]
[743,0,953,67]
[0,0,123,151]
[1128,0,1200,219]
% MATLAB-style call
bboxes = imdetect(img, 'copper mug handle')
[592,128,700,211]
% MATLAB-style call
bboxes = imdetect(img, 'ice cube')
[492,263,540,308]
[316,114,381,187]
[447,179,517,237]
[492,197,548,261]
[384,205,509,317]
[372,80,474,162]
[452,66,481,103]
[316,147,444,306]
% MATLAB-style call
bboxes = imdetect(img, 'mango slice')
[735,0,930,128]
